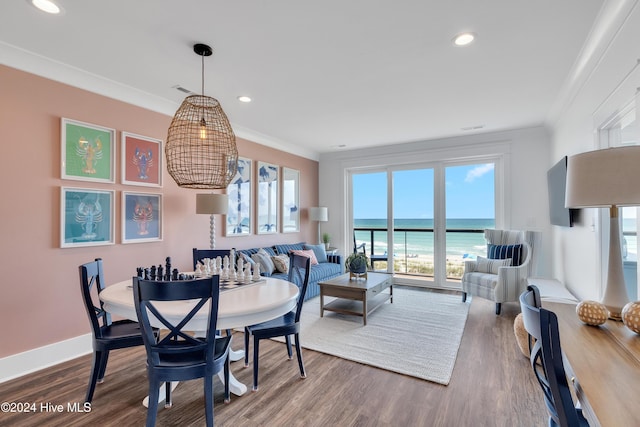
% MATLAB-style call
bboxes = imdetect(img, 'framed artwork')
[121,132,162,187]
[121,191,163,243]
[61,187,115,248]
[226,157,252,236]
[61,118,115,183]
[282,167,300,232]
[257,162,279,234]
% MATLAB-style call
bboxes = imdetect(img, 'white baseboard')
[0,334,92,383]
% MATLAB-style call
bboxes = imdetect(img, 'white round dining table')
[100,277,298,401]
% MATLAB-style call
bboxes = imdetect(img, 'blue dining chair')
[133,276,231,427]
[79,258,153,403]
[539,308,590,427]
[520,286,589,427]
[244,253,311,391]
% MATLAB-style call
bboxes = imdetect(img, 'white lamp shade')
[566,146,640,208]
[309,206,328,222]
[196,193,228,214]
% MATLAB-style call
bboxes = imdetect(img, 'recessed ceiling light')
[237,96,252,103]
[29,0,63,14]
[453,32,475,46]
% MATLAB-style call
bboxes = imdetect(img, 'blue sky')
[353,164,495,219]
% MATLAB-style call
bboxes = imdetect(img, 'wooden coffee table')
[318,272,393,325]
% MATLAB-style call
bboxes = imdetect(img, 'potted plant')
[322,232,331,250]
[345,252,368,276]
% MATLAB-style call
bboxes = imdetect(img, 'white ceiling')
[0,0,605,159]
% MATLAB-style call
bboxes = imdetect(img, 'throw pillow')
[251,249,276,276]
[303,243,328,263]
[271,254,290,273]
[241,252,255,265]
[487,244,523,266]
[291,249,319,265]
[476,256,511,274]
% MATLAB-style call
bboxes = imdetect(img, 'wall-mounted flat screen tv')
[547,156,577,227]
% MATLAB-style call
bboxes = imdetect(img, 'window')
[351,160,497,288]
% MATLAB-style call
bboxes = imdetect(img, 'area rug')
[277,287,470,385]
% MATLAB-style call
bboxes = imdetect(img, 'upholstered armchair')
[461,229,539,315]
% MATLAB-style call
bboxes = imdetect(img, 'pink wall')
[0,65,319,358]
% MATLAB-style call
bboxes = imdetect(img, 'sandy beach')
[373,253,467,278]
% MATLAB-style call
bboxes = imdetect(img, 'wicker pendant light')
[165,43,238,189]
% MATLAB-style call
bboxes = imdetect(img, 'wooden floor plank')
[0,290,546,426]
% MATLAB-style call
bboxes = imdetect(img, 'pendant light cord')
[200,49,206,127]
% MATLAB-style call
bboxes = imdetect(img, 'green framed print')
[61,118,115,183]
[121,132,162,187]
[121,191,162,243]
[61,187,115,248]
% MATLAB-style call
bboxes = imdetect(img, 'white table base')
[142,348,247,407]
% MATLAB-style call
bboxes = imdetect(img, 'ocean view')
[354,218,495,260]
[356,218,638,259]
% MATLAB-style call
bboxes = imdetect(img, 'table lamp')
[309,206,328,245]
[565,146,640,319]
[196,193,228,249]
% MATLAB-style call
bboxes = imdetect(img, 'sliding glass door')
[353,172,388,269]
[444,164,495,281]
[392,168,434,276]
[351,160,496,287]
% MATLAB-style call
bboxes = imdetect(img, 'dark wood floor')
[0,291,546,427]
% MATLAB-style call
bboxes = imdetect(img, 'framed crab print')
[61,118,115,183]
[121,132,162,187]
[121,191,162,243]
[226,157,252,236]
[61,187,115,248]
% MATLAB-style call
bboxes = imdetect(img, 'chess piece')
[253,263,261,281]
[195,263,203,276]
[150,266,156,280]
[157,266,163,281]
[237,258,244,276]
[136,267,143,278]
[144,268,150,280]
[172,268,179,281]
[165,257,172,279]
[244,265,251,281]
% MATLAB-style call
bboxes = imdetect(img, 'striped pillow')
[476,256,512,274]
[487,244,523,266]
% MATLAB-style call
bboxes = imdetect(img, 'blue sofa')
[237,242,343,300]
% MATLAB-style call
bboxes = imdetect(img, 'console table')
[543,301,640,427]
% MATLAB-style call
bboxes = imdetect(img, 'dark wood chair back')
[539,308,589,427]
[289,254,311,322]
[192,248,234,270]
[133,275,230,426]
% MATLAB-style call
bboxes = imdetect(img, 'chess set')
[135,256,265,290]
[136,257,189,281]
[219,277,265,291]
